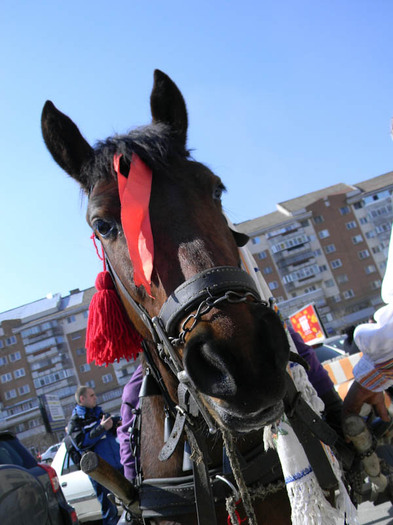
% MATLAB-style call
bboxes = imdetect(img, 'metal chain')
[170,290,265,346]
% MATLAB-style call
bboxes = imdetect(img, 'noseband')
[110,263,263,345]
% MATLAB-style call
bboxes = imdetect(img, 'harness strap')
[159,384,188,462]
[283,373,339,491]
[139,446,283,519]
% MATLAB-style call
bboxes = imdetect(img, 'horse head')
[41,70,289,435]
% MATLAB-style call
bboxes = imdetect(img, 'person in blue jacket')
[67,386,123,525]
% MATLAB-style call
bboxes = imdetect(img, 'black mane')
[81,122,190,191]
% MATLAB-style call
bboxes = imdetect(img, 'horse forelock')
[81,122,190,193]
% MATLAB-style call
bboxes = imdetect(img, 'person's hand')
[342,381,390,422]
[100,414,114,430]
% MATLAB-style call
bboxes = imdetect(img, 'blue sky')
[1,1,392,313]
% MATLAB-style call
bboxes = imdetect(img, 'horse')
[41,70,293,524]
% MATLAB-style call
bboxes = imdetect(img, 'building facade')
[0,288,139,455]
[236,172,393,334]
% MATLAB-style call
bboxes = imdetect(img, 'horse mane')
[81,122,191,191]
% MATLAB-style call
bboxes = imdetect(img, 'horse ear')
[41,101,93,190]
[150,70,188,148]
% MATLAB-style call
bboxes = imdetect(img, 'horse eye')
[93,219,117,239]
[213,184,225,201]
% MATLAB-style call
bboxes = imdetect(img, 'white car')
[51,441,121,522]
[40,442,62,463]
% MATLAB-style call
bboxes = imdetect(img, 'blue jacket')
[68,404,122,470]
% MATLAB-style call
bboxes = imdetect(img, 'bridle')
[107,258,275,525]
[105,256,340,525]
[108,260,266,433]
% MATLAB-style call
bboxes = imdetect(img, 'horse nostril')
[183,337,237,399]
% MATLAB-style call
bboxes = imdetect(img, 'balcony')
[25,336,64,355]
[275,249,315,270]
[21,324,62,344]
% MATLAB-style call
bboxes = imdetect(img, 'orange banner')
[289,303,326,345]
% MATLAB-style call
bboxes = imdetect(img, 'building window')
[340,206,350,215]
[252,237,260,245]
[1,373,12,383]
[337,274,349,284]
[0,356,8,366]
[263,266,273,275]
[333,294,342,303]
[76,348,86,356]
[18,384,30,395]
[376,223,390,234]
[83,310,89,319]
[318,229,330,239]
[6,336,17,346]
[343,289,355,299]
[314,249,322,256]
[314,215,324,224]
[86,380,96,388]
[346,221,357,230]
[67,315,76,324]
[258,250,267,260]
[5,389,17,400]
[14,368,26,379]
[102,374,113,384]
[330,259,342,269]
[9,351,21,362]
[80,364,91,373]
[365,265,376,274]
[268,281,279,290]
[371,280,382,290]
[0,340,3,349]
[359,217,368,224]
[352,235,363,245]
[354,202,363,210]
[71,333,81,340]
[372,246,381,254]
[28,419,41,429]
[324,279,335,288]
[318,264,328,272]
[358,250,370,260]
[365,231,375,239]
[325,244,336,254]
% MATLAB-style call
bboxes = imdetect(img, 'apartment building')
[0,288,139,454]
[236,172,393,334]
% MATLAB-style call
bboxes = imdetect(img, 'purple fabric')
[117,364,143,481]
[288,326,334,396]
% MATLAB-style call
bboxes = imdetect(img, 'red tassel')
[86,271,143,366]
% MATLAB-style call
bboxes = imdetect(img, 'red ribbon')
[113,153,154,297]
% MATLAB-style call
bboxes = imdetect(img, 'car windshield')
[314,345,343,363]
